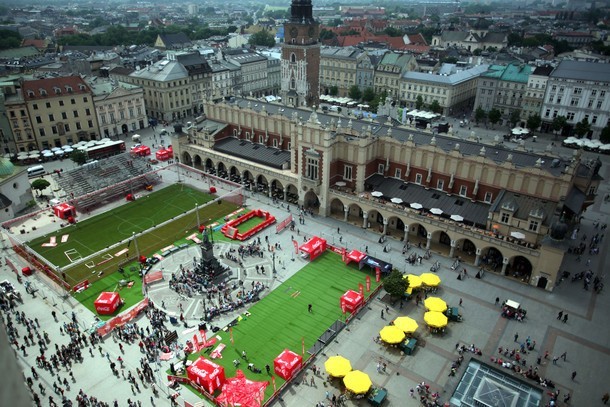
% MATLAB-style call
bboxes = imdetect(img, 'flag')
[292,239,299,254]
[366,275,371,292]
[230,327,234,344]
[272,376,277,393]
[375,267,381,282]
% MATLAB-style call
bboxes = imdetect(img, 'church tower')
[281,0,320,107]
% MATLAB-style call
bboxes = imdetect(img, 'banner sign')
[358,283,364,297]
[366,275,371,292]
[375,267,381,283]
[275,214,293,234]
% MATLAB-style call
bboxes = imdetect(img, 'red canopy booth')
[187,357,226,394]
[94,292,121,315]
[131,145,151,156]
[216,370,269,407]
[53,203,76,220]
[343,249,366,267]
[155,149,170,161]
[298,236,327,261]
[340,290,364,314]
[166,145,174,158]
[273,349,302,380]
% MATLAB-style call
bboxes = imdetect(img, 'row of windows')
[35,109,91,123]
[38,120,94,137]
[500,212,539,232]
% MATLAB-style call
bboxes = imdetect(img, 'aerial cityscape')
[0,0,609,406]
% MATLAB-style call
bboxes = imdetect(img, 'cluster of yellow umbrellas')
[403,273,441,294]
[393,316,419,334]
[424,311,448,328]
[424,297,448,313]
[324,356,372,394]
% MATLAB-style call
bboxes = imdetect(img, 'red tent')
[216,370,269,407]
[340,290,364,314]
[94,292,121,315]
[187,357,226,394]
[298,236,327,261]
[155,150,171,161]
[344,249,366,266]
[131,145,151,156]
[273,349,302,380]
[53,203,76,220]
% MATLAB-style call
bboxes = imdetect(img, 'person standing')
[561,352,567,361]
[308,304,312,313]
[602,393,609,404]
[514,333,519,342]
[495,297,500,306]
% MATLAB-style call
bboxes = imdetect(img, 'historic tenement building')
[173,98,601,291]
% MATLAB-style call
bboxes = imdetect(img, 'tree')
[509,110,522,128]
[429,100,442,114]
[488,108,502,128]
[0,29,21,50]
[415,95,424,110]
[383,27,403,37]
[248,29,275,47]
[474,106,487,124]
[70,150,88,166]
[319,29,336,41]
[30,179,50,195]
[348,85,362,101]
[383,270,408,300]
[600,125,610,144]
[329,86,339,97]
[362,88,375,102]
[551,115,567,138]
[574,118,591,138]
[526,114,542,132]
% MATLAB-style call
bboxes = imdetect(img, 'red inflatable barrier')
[220,209,276,241]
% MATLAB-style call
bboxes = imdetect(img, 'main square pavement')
[1,126,609,407]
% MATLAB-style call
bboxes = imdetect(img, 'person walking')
[571,371,577,381]
[561,352,567,361]
[308,304,312,313]
[381,310,384,319]
[552,356,559,365]
[563,314,568,323]
[602,392,609,404]
[495,297,500,306]
[459,298,463,307]
[557,310,563,320]
[514,333,519,342]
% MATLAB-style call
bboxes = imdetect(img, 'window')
[35,116,42,124]
[48,114,54,121]
[394,168,401,179]
[39,128,45,137]
[377,164,384,174]
[64,124,70,132]
[306,157,318,180]
[85,108,91,116]
[592,116,597,125]
[61,112,67,120]
[415,173,423,184]
[528,220,539,232]
[484,192,493,203]
[573,87,582,95]
[46,102,51,108]
[588,185,597,195]
[459,185,467,197]
[437,179,444,191]
[76,122,81,130]
[52,126,57,134]
[344,165,353,180]
[88,120,93,128]
[33,104,38,110]
[567,112,575,121]
[59,101,64,106]
[597,100,603,109]
[570,98,579,106]
[501,212,510,223]
[73,110,79,118]
[71,99,76,104]
[545,109,550,118]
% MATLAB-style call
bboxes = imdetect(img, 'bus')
[86,140,126,160]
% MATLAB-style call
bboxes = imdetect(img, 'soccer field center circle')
[115,217,156,236]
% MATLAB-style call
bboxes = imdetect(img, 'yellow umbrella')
[393,316,419,334]
[324,355,352,377]
[424,297,448,313]
[379,325,406,344]
[343,370,372,394]
[420,273,441,287]
[404,274,422,289]
[424,311,448,328]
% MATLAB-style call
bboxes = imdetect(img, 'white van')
[27,165,46,178]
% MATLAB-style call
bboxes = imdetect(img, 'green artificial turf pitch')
[28,184,214,268]
[73,263,144,320]
[185,251,382,401]
[235,216,266,234]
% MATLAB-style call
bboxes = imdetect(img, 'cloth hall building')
[173,97,600,291]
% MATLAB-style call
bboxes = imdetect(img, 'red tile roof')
[22,76,92,101]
